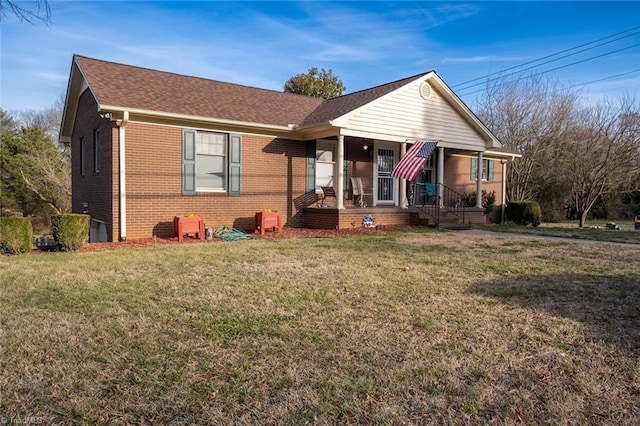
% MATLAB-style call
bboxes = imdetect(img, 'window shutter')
[228,133,242,196]
[488,160,494,181]
[470,158,477,181]
[306,140,316,192]
[182,129,196,195]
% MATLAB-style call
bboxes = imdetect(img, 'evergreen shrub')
[0,217,33,254]
[52,214,90,251]
[506,201,542,227]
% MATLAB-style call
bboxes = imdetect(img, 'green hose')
[213,226,255,241]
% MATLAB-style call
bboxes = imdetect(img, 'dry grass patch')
[1,230,639,424]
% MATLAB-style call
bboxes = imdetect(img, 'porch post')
[501,159,507,223]
[399,142,407,208]
[336,135,345,209]
[437,146,444,208]
[476,152,483,208]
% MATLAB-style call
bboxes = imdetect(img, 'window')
[417,157,434,184]
[93,128,100,174]
[80,137,85,177]
[315,141,335,191]
[196,131,227,191]
[182,129,241,196]
[471,158,494,181]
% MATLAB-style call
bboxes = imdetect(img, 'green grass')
[475,220,640,244]
[1,230,639,424]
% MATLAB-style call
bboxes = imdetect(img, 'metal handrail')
[412,183,466,227]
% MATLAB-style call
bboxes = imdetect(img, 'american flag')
[390,141,437,182]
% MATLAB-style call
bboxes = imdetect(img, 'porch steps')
[410,210,471,230]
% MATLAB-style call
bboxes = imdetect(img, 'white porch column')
[501,159,508,223]
[437,146,444,207]
[336,135,345,209]
[399,142,407,208]
[476,152,483,208]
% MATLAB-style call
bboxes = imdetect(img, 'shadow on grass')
[468,272,640,353]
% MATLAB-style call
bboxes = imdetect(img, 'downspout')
[117,111,129,241]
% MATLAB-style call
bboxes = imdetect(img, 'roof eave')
[101,105,299,136]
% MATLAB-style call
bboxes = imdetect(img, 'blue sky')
[2,1,639,113]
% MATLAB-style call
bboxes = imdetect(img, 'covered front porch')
[302,134,516,229]
[302,203,487,230]
[293,72,520,229]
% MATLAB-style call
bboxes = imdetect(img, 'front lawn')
[476,220,640,245]
[1,230,638,424]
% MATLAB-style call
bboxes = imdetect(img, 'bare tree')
[477,74,578,209]
[16,95,67,157]
[0,0,50,23]
[562,97,640,227]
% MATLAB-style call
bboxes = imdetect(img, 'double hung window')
[182,129,241,196]
[471,158,494,181]
[196,131,227,191]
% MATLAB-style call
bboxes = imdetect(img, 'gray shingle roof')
[74,55,430,129]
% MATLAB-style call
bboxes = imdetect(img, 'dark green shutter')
[182,129,196,195]
[488,160,494,181]
[306,140,316,193]
[470,157,478,181]
[228,134,242,196]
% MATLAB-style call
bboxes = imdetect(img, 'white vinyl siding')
[339,79,488,148]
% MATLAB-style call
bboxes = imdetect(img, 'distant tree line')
[477,74,640,227]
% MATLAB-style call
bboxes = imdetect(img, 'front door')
[374,143,398,206]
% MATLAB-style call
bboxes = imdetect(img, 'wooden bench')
[320,186,336,206]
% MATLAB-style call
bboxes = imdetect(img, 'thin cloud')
[442,56,528,64]
[31,71,68,82]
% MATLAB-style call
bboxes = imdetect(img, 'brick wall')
[443,155,503,201]
[71,90,117,240]
[122,123,309,239]
[303,208,410,229]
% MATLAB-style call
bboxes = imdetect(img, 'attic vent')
[419,81,432,100]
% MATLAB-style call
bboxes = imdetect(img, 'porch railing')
[412,183,466,227]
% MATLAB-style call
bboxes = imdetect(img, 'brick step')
[410,211,470,229]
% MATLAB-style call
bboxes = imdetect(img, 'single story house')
[60,55,519,242]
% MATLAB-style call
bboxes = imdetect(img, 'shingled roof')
[72,55,432,129]
[74,55,323,127]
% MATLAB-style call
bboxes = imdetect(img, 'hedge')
[506,201,542,227]
[0,217,33,254]
[52,213,90,251]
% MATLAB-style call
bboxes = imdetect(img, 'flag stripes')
[390,141,437,182]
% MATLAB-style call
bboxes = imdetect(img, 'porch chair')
[350,177,371,208]
[424,182,436,205]
[320,186,337,207]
